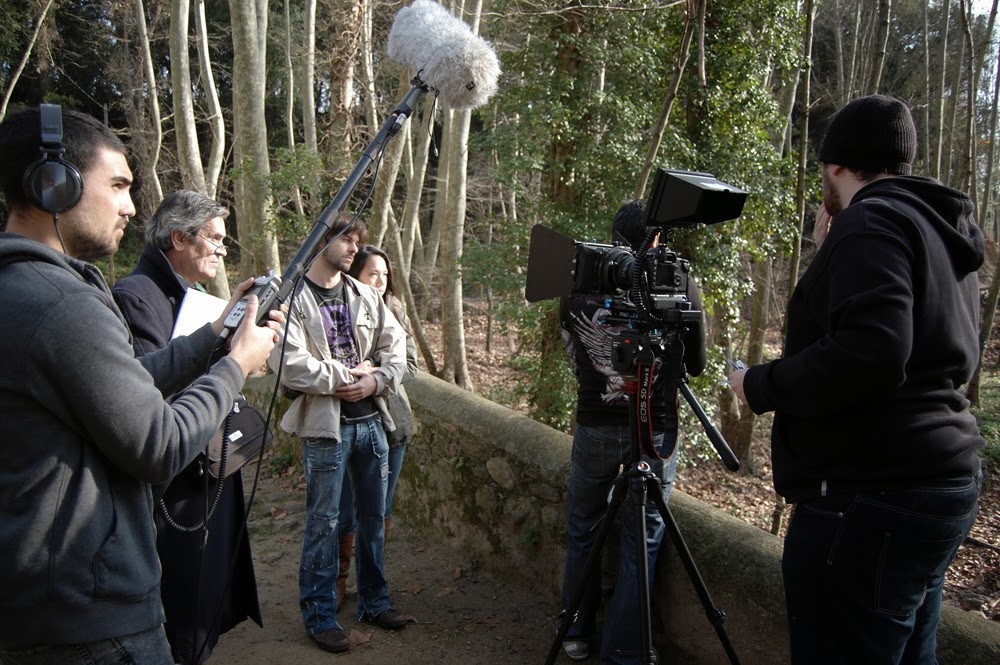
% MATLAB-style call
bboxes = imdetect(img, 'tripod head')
[612,326,740,472]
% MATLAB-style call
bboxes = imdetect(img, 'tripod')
[546,358,742,665]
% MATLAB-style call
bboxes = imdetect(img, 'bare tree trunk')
[923,0,932,172]
[285,0,304,217]
[363,3,407,248]
[194,0,225,200]
[171,0,207,194]
[945,34,965,187]
[717,312,741,453]
[329,0,363,162]
[959,0,977,200]
[0,0,55,121]
[172,0,230,299]
[981,5,1000,240]
[301,0,318,155]
[134,0,164,202]
[729,259,771,471]
[696,0,706,88]
[846,0,862,102]
[633,1,695,199]
[400,98,435,277]
[439,108,473,389]
[776,76,800,155]
[230,0,280,278]
[869,0,891,93]
[384,209,439,376]
[439,0,482,390]
[368,73,409,248]
[425,108,452,274]
[936,0,952,180]
[786,0,816,311]
[832,0,845,104]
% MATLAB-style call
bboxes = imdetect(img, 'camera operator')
[559,199,706,664]
[0,107,284,665]
[729,95,984,663]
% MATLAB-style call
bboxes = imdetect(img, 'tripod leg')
[620,467,657,665]
[546,471,630,665]
[646,480,742,665]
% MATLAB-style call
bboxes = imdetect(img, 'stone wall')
[392,372,1000,665]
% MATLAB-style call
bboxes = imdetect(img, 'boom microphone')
[225,2,499,335]
[388,0,501,109]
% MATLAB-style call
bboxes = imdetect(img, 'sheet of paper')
[171,288,228,339]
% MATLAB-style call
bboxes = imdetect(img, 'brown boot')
[384,517,392,544]
[336,532,355,608]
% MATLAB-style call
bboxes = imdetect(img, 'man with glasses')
[112,190,261,664]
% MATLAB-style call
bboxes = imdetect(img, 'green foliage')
[519,524,541,549]
[479,0,804,422]
[268,445,298,475]
[266,146,335,241]
[972,373,1000,474]
[509,301,576,431]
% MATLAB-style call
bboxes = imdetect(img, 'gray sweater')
[0,234,245,649]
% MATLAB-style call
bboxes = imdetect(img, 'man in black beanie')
[729,94,985,663]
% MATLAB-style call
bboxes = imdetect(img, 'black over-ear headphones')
[22,103,84,214]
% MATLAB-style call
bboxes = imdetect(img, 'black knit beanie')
[818,95,916,175]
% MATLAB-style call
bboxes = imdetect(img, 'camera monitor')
[643,169,748,228]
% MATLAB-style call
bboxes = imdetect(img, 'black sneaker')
[311,628,350,653]
[371,608,408,630]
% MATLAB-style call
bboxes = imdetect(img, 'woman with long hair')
[337,244,419,607]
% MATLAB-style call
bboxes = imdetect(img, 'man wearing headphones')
[0,106,284,664]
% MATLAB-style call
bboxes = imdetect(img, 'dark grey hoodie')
[742,176,985,501]
[0,233,244,649]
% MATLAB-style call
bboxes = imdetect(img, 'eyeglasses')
[197,232,231,253]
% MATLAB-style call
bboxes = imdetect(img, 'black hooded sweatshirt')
[742,176,985,502]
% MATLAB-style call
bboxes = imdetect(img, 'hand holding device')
[220,270,283,338]
[226,295,285,377]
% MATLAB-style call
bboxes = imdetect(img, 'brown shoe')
[311,628,350,653]
[370,608,408,630]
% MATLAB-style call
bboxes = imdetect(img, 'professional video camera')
[535,169,749,665]
[525,168,748,335]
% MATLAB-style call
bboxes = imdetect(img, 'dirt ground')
[209,465,567,665]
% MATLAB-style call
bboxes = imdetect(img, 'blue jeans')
[300,420,392,634]
[560,424,678,665]
[339,441,407,534]
[0,625,174,665]
[782,473,981,665]
[385,443,407,519]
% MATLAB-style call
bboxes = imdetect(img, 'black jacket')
[112,244,262,665]
[560,278,707,432]
[743,176,985,501]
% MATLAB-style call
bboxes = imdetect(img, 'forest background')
[1,0,998,616]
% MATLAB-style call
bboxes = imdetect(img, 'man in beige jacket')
[270,214,407,654]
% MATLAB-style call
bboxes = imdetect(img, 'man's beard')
[66,229,117,262]
[822,171,844,217]
[337,255,354,273]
